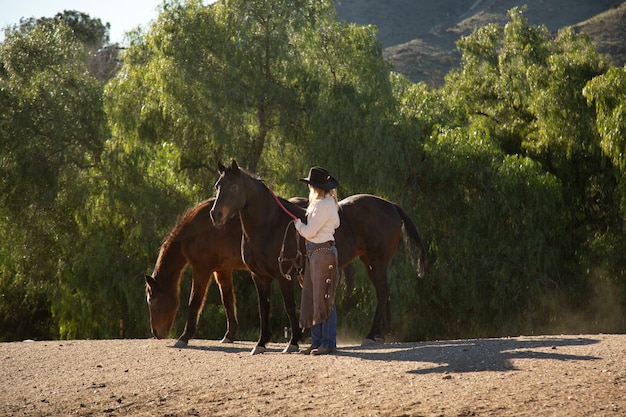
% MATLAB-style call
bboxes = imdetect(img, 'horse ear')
[145,275,156,288]
[230,159,239,170]
[217,161,226,174]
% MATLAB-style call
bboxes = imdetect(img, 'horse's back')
[336,194,403,264]
[339,194,403,230]
[180,198,246,270]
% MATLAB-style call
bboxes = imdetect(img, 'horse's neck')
[239,178,277,236]
[153,240,188,289]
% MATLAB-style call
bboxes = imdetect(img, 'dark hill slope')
[336,0,625,85]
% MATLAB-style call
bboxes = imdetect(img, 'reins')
[267,187,304,282]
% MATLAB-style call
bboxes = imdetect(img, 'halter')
[278,219,304,282]
[267,187,304,282]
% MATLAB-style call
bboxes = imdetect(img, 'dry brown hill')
[336,0,626,85]
[575,2,626,67]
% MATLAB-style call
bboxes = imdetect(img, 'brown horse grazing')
[145,199,245,347]
[145,197,319,347]
[210,160,426,354]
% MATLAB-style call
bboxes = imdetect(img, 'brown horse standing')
[145,199,245,347]
[210,160,426,354]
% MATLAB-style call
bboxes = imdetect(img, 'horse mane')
[239,166,264,181]
[158,199,214,256]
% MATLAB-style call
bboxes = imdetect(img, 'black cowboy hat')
[299,167,339,190]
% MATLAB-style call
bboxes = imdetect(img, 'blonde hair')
[307,185,338,215]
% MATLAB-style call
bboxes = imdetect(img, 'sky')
[1,0,215,45]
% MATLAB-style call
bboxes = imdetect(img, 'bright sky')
[1,0,216,45]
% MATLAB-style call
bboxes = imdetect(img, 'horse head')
[145,274,180,339]
[210,160,247,227]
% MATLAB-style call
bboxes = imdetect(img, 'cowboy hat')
[299,167,339,190]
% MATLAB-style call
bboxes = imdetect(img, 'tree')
[105,0,401,196]
[16,10,110,47]
[4,2,624,342]
[108,0,331,178]
[584,66,626,216]
[0,16,109,339]
[12,10,119,81]
[104,0,410,340]
[582,67,626,318]
[414,6,624,337]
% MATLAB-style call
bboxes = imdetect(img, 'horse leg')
[250,273,272,355]
[361,257,391,345]
[341,263,355,304]
[214,269,239,343]
[177,268,212,347]
[276,275,301,353]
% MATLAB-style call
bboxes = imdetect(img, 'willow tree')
[420,6,624,336]
[105,0,402,197]
[443,6,613,251]
[583,66,626,311]
[104,0,418,341]
[108,0,322,180]
[0,16,109,339]
[584,66,626,216]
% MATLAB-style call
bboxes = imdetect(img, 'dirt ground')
[1,334,625,416]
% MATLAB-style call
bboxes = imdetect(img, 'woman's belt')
[305,240,335,249]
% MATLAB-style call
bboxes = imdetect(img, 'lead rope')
[267,187,304,283]
[268,187,298,220]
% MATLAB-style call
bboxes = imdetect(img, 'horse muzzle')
[210,208,227,226]
[151,326,169,339]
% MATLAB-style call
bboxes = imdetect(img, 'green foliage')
[0,17,109,340]
[0,207,55,341]
[407,127,567,338]
[413,6,624,338]
[584,66,626,212]
[15,10,110,48]
[582,66,626,323]
[1,3,626,343]
[53,142,191,338]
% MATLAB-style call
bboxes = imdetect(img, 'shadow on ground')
[337,336,600,374]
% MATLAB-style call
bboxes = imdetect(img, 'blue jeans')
[311,304,337,349]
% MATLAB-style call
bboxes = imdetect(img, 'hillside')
[336,0,626,85]
[575,2,626,67]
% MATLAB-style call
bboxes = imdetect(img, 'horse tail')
[395,204,427,278]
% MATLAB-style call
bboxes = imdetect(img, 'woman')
[294,166,340,355]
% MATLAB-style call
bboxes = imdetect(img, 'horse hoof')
[282,344,299,354]
[220,337,234,343]
[173,339,188,348]
[360,338,377,346]
[250,345,267,355]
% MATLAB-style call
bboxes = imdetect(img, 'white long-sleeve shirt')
[294,196,340,243]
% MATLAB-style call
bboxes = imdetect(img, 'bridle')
[278,219,304,282]
[267,187,305,283]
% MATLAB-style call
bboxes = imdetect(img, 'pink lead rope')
[268,187,298,221]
